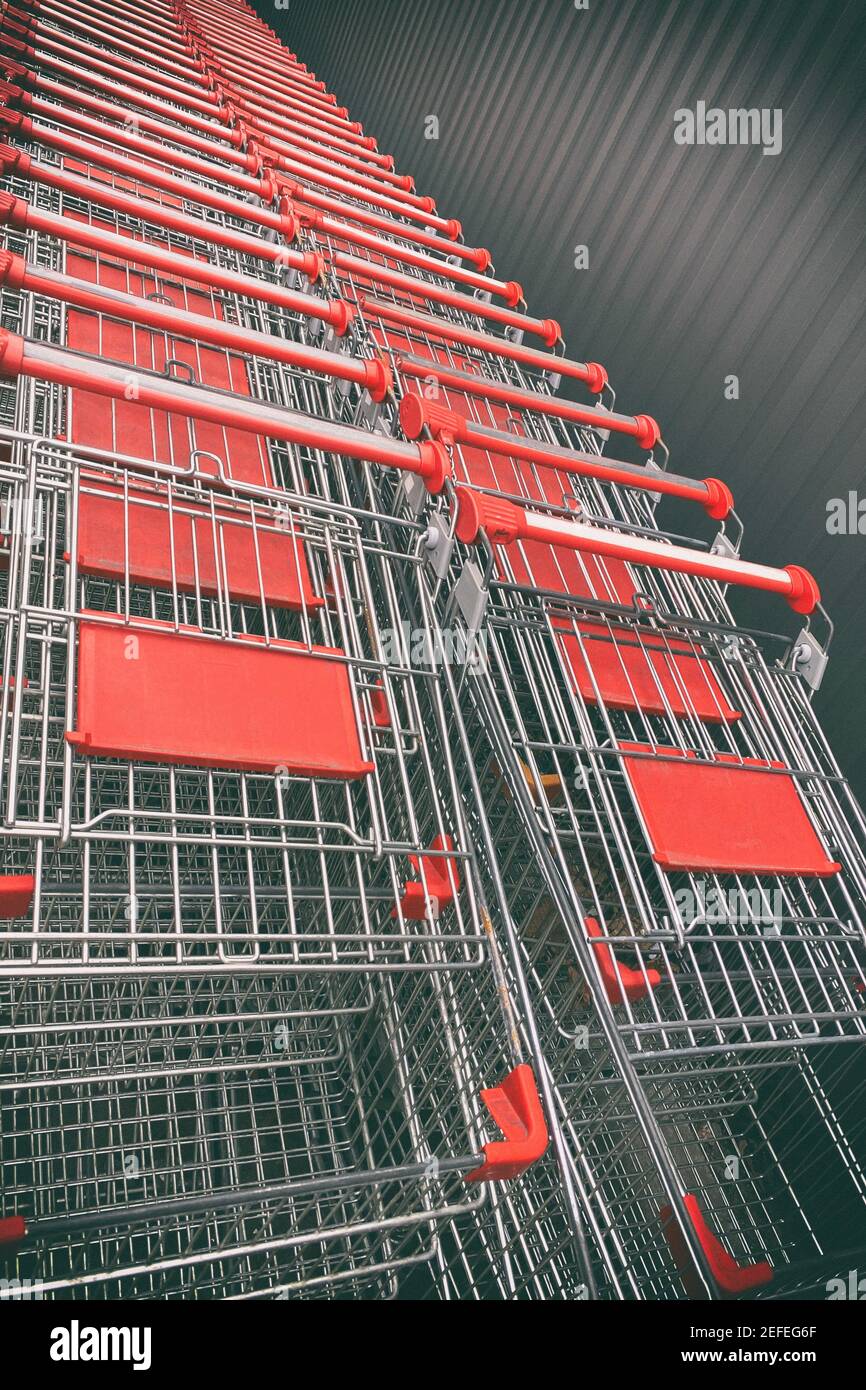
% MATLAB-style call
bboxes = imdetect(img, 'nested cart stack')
[0,0,573,1299]
[0,0,864,1301]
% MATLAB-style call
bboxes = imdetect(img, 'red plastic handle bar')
[29,0,189,45]
[301,210,509,300]
[276,159,452,234]
[7,29,225,115]
[219,85,371,150]
[25,13,205,88]
[7,79,257,183]
[213,66,363,138]
[3,94,265,198]
[200,42,325,94]
[245,123,411,193]
[272,179,469,259]
[18,72,247,166]
[0,252,391,398]
[0,155,309,275]
[0,873,35,917]
[0,194,344,330]
[400,395,731,517]
[362,295,603,387]
[0,112,287,232]
[585,917,661,1004]
[244,112,392,170]
[202,51,356,126]
[179,4,290,43]
[192,28,332,92]
[254,137,427,209]
[20,3,206,83]
[396,353,659,446]
[39,0,192,59]
[335,251,559,345]
[0,330,449,490]
[2,30,212,115]
[223,97,390,167]
[66,0,182,42]
[65,0,181,39]
[465,1065,548,1182]
[7,49,238,141]
[182,9,315,66]
[661,1195,773,1298]
[205,51,346,120]
[454,487,820,614]
[182,8,285,48]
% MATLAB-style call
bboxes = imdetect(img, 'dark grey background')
[258,0,865,800]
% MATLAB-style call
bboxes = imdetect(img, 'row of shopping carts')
[0,0,864,1299]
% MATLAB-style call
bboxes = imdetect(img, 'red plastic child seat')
[558,621,741,724]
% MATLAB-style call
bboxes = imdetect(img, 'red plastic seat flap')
[621,743,841,878]
[74,481,322,611]
[558,622,741,723]
[64,242,273,488]
[661,1194,773,1298]
[68,617,374,779]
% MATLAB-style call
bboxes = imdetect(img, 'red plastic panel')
[621,743,841,877]
[69,617,374,778]
[74,481,322,610]
[0,1215,27,1246]
[63,241,273,488]
[558,621,741,723]
[661,1194,773,1298]
[0,874,35,918]
[62,158,185,209]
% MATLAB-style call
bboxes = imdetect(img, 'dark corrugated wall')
[258,0,866,800]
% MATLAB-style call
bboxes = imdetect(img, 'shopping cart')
[0,0,574,1300]
[3,0,864,1303]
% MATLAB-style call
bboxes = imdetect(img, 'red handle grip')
[454,488,819,613]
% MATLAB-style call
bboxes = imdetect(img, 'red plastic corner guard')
[585,917,661,1005]
[392,833,460,919]
[0,1215,26,1247]
[466,1064,549,1182]
[660,1194,773,1298]
[0,873,35,917]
